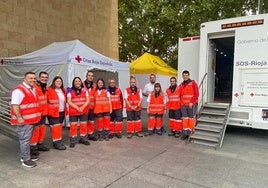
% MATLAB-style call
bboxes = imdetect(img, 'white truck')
[178,13,268,130]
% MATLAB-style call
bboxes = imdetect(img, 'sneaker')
[115,133,122,139]
[168,132,175,136]
[79,139,90,145]
[53,143,67,150]
[174,132,181,138]
[20,156,38,162]
[156,129,162,135]
[127,133,133,139]
[69,143,75,148]
[31,155,39,161]
[144,131,153,136]
[88,134,98,141]
[21,159,37,168]
[109,134,114,139]
[136,132,143,137]
[105,137,110,141]
[37,143,50,151]
[30,147,40,156]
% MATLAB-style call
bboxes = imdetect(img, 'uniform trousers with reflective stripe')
[110,109,123,134]
[69,114,88,143]
[147,113,163,131]
[30,116,47,146]
[47,112,65,142]
[168,109,182,133]
[87,109,95,135]
[126,110,142,133]
[181,104,198,132]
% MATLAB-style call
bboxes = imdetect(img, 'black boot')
[174,131,181,138]
[69,137,76,148]
[88,134,98,141]
[30,145,40,156]
[109,133,114,139]
[53,140,66,150]
[98,131,104,141]
[115,133,122,139]
[37,143,50,151]
[104,130,110,141]
[168,130,175,136]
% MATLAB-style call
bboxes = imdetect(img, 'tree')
[118,0,257,69]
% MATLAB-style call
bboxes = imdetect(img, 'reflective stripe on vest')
[166,86,181,110]
[110,88,123,110]
[69,89,88,115]
[181,82,196,106]
[94,89,110,113]
[148,93,165,114]
[126,87,141,111]
[10,84,41,125]
[35,85,48,115]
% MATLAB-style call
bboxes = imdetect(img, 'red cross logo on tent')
[250,93,254,97]
[75,55,82,63]
[1,59,3,65]
[234,93,239,97]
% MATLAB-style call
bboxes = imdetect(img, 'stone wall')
[0,0,119,59]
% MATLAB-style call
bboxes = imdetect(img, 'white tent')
[0,40,129,99]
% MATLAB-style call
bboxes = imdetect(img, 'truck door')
[178,37,200,83]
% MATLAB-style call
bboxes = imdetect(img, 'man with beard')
[30,72,50,157]
[124,77,143,138]
[83,71,98,141]
[179,70,199,140]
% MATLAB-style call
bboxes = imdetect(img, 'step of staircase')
[190,133,219,143]
[195,125,221,133]
[191,139,218,148]
[198,117,224,124]
[200,110,226,116]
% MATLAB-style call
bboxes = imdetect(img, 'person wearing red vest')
[10,72,41,168]
[94,78,112,141]
[145,83,166,136]
[83,70,98,141]
[47,76,67,150]
[124,77,143,138]
[107,79,124,139]
[30,72,50,157]
[67,77,90,148]
[166,77,182,138]
[179,70,199,140]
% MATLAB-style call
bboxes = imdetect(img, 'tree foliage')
[118,0,258,69]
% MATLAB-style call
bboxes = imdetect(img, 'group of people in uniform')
[10,70,198,168]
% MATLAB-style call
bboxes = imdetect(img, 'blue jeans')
[16,125,34,161]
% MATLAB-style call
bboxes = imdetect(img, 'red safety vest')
[68,88,88,115]
[125,87,141,111]
[148,92,165,114]
[35,84,48,116]
[110,88,123,110]
[181,81,198,106]
[47,87,66,118]
[93,89,110,113]
[10,84,41,125]
[166,86,181,110]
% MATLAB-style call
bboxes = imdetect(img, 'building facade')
[0,0,119,59]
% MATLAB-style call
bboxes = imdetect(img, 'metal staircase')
[188,102,230,149]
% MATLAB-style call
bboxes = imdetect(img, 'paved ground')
[1,110,268,188]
